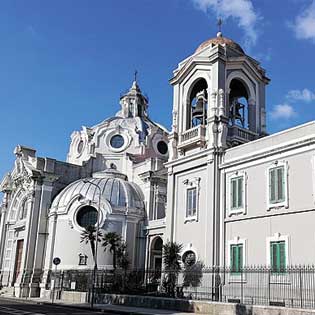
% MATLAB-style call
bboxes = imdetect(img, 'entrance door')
[13,239,24,283]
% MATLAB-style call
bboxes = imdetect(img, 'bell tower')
[168,31,270,160]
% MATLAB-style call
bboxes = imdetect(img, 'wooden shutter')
[270,242,277,272]
[277,167,285,202]
[238,244,243,272]
[231,179,237,209]
[269,169,276,203]
[237,177,243,208]
[279,241,286,272]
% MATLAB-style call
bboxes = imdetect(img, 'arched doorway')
[150,236,163,271]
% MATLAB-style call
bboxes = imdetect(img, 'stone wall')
[96,293,315,315]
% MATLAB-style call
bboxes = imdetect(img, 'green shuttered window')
[231,176,244,210]
[269,166,285,204]
[270,241,286,273]
[230,244,243,273]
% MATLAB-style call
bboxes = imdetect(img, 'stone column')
[40,212,57,297]
[248,98,256,132]
[164,168,175,243]
[0,194,8,269]
[14,185,38,298]
[29,179,54,297]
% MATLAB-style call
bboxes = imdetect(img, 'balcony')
[227,125,258,145]
[178,125,206,150]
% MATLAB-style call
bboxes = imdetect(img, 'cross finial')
[217,17,223,34]
[134,70,138,82]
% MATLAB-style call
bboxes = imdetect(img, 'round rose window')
[110,135,125,149]
[76,206,98,228]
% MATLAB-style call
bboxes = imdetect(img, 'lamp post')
[82,179,102,309]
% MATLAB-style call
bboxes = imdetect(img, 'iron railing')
[47,266,315,310]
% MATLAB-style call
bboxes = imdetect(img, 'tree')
[102,232,121,270]
[162,241,183,297]
[80,225,102,266]
[116,241,130,270]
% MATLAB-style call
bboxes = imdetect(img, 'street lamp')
[82,179,102,309]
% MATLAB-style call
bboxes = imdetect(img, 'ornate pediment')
[0,173,13,193]
[10,145,42,192]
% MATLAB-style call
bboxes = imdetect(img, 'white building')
[0,80,168,297]
[1,31,315,298]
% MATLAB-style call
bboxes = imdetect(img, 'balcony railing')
[228,125,258,144]
[178,125,206,149]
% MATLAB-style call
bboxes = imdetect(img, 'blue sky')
[0,0,315,179]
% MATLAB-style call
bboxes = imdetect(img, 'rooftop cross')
[134,70,138,82]
[217,17,223,36]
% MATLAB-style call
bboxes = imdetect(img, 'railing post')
[300,268,303,309]
[241,268,243,304]
[268,268,271,305]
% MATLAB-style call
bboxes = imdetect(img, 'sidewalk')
[0,295,194,315]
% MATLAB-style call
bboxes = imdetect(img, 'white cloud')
[286,88,315,102]
[270,104,296,120]
[291,0,315,42]
[191,0,260,48]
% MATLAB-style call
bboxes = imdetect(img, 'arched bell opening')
[149,236,163,271]
[228,79,251,129]
[187,79,208,129]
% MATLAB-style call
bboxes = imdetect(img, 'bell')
[192,98,205,120]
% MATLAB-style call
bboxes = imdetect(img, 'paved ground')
[0,298,107,315]
[0,296,193,315]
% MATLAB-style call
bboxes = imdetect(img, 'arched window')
[187,79,208,129]
[228,79,250,129]
[19,199,28,220]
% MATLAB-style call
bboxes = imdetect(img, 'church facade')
[1,31,315,298]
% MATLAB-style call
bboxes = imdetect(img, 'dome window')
[157,141,168,155]
[110,135,125,149]
[76,206,98,228]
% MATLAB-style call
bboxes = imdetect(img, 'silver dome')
[51,170,144,211]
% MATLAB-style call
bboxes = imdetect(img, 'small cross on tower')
[134,70,138,82]
[217,17,223,36]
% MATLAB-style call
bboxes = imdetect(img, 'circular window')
[157,141,168,155]
[77,140,84,154]
[110,135,125,149]
[182,250,196,266]
[76,206,98,228]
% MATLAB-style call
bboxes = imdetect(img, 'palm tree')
[102,232,121,270]
[80,225,102,266]
[162,241,183,297]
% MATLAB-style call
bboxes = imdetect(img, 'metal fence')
[49,266,315,310]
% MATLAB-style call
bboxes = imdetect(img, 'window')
[269,166,285,204]
[186,187,197,218]
[157,141,168,155]
[227,172,246,216]
[19,199,28,220]
[270,241,286,273]
[77,140,84,154]
[230,244,243,274]
[76,206,98,228]
[231,176,243,210]
[78,253,88,266]
[3,231,14,269]
[182,250,196,266]
[110,135,124,149]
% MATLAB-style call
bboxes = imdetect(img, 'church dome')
[51,169,144,211]
[195,32,244,54]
